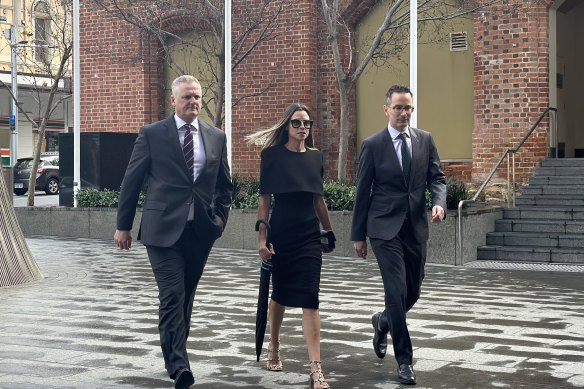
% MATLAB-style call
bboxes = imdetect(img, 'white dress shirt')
[175,115,206,221]
[387,125,411,169]
[175,115,206,182]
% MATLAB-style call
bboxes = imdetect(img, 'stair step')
[476,245,584,263]
[521,185,584,195]
[503,207,584,220]
[494,219,584,234]
[534,166,584,176]
[529,176,584,185]
[486,232,584,248]
[541,158,584,167]
[515,196,584,206]
[478,158,584,264]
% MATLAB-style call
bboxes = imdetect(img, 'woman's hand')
[259,241,275,261]
[321,230,336,253]
[323,245,335,254]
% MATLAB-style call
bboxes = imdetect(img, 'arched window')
[33,1,51,63]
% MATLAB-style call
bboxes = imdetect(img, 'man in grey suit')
[351,84,446,385]
[114,75,232,389]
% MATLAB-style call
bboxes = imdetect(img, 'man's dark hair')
[385,85,413,104]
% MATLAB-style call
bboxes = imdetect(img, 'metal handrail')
[455,107,558,265]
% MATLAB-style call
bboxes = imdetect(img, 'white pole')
[10,24,18,166]
[224,0,232,170]
[10,0,21,166]
[73,0,80,207]
[410,0,417,128]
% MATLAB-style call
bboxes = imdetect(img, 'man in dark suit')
[351,84,446,385]
[114,75,232,389]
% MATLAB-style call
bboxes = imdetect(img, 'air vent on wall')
[450,32,468,51]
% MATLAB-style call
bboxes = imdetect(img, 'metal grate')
[465,261,584,273]
[450,31,468,51]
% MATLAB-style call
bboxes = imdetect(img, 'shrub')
[74,176,466,211]
[76,188,120,208]
[232,175,261,209]
[446,177,468,210]
[75,188,146,208]
[323,179,355,211]
[426,176,468,210]
[231,176,356,211]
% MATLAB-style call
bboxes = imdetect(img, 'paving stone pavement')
[0,236,583,389]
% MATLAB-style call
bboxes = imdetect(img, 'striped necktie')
[183,124,194,181]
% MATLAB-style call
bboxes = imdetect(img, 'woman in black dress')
[246,103,335,389]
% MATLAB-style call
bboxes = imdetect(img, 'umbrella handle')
[255,219,271,244]
[255,219,273,269]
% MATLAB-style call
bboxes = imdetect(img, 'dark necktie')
[183,124,194,181]
[398,132,411,186]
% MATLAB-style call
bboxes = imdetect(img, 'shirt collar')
[174,115,199,131]
[387,125,410,140]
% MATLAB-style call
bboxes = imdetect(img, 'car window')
[44,157,58,166]
[15,160,33,169]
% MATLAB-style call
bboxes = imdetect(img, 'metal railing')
[455,107,558,265]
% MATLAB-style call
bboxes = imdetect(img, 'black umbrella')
[254,219,272,362]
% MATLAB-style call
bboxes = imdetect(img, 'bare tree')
[1,0,73,206]
[90,0,292,127]
[320,0,535,182]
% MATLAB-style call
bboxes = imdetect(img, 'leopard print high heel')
[309,361,330,389]
[266,338,283,371]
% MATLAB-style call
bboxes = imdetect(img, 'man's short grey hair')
[171,75,201,96]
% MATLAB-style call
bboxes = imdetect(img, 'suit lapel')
[409,127,421,178]
[165,115,192,180]
[194,120,212,184]
[382,128,401,168]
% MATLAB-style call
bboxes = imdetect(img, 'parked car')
[13,156,60,195]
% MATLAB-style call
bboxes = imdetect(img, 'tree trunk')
[27,122,47,206]
[337,80,350,183]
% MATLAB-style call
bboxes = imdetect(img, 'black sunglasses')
[290,119,313,129]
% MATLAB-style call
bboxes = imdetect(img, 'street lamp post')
[2,19,55,168]
[1,17,19,167]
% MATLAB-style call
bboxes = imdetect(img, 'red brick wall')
[443,161,472,182]
[230,0,366,182]
[79,1,160,131]
[472,0,552,184]
[77,0,373,183]
[78,0,557,186]
[231,0,320,177]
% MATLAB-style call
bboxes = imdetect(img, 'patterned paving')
[0,236,582,388]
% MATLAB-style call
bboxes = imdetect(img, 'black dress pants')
[370,220,427,365]
[146,226,213,378]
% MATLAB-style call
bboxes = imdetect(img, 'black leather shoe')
[371,312,388,359]
[397,364,416,385]
[174,368,195,389]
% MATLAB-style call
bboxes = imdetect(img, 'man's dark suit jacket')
[117,115,232,246]
[351,127,446,244]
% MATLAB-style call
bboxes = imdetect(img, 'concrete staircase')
[477,158,584,263]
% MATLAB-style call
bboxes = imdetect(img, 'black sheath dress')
[259,144,324,309]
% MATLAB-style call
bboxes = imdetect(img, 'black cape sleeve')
[259,145,324,195]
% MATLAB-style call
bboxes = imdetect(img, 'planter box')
[15,207,502,265]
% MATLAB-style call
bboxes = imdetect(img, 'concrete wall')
[15,207,502,265]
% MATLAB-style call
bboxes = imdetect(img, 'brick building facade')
[79,0,572,185]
